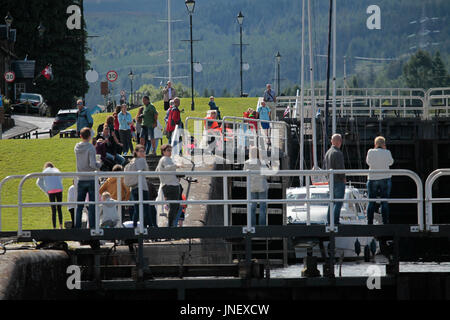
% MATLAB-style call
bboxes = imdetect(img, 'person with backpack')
[36,162,64,229]
[76,99,94,137]
[165,97,182,144]
[124,144,156,228]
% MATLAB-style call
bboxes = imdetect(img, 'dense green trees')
[1,0,89,113]
[403,50,450,89]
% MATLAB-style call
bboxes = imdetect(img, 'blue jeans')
[131,188,157,228]
[75,180,96,229]
[106,152,125,165]
[327,181,345,225]
[141,126,154,154]
[367,178,391,224]
[251,190,268,226]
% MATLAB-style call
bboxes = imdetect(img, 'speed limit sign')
[106,70,118,83]
[4,71,15,83]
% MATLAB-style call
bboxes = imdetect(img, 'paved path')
[2,115,54,139]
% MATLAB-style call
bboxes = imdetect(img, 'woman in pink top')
[36,162,64,229]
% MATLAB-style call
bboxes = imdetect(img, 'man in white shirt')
[366,136,394,225]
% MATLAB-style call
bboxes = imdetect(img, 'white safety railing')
[0,169,425,237]
[425,169,450,231]
[222,116,289,153]
[0,175,25,232]
[275,87,450,120]
[184,116,288,157]
[427,87,450,117]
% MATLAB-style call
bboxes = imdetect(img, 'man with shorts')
[141,96,158,155]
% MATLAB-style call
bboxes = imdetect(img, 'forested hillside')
[84,0,450,106]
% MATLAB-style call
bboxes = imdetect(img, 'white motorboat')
[286,184,379,260]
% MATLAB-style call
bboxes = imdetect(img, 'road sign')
[106,70,118,83]
[100,81,109,96]
[86,69,99,83]
[4,71,15,83]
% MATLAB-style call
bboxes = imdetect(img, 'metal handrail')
[222,116,289,153]
[10,169,424,238]
[0,175,26,232]
[425,169,450,230]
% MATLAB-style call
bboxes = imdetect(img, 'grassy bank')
[0,97,258,231]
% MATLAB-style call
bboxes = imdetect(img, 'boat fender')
[370,238,377,256]
[354,238,361,256]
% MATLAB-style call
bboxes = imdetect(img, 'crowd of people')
[38,84,394,232]
[37,83,281,231]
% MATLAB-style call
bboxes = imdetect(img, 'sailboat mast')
[307,0,318,169]
[324,0,333,162]
[300,0,306,185]
[332,0,337,134]
[168,0,172,82]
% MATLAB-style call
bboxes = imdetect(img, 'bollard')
[301,247,321,277]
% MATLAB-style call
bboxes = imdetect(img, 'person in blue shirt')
[118,104,134,155]
[208,96,221,120]
[76,99,94,137]
[257,101,271,142]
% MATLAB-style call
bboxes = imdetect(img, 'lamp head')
[237,11,244,25]
[5,12,13,27]
[38,22,46,38]
[276,51,281,64]
[185,0,195,14]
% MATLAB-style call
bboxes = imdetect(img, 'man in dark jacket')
[324,133,346,225]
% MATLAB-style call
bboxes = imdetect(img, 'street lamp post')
[128,70,134,107]
[4,12,13,101]
[275,51,281,96]
[185,0,195,111]
[237,11,244,97]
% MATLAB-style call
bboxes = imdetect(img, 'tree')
[203,88,209,98]
[432,51,450,88]
[402,50,434,89]
[2,0,90,114]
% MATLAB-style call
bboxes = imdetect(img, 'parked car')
[51,109,78,135]
[11,93,49,116]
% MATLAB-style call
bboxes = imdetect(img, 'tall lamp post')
[4,12,13,100]
[275,51,281,96]
[185,0,195,111]
[128,70,134,107]
[237,11,244,97]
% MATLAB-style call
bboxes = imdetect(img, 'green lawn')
[0,97,257,231]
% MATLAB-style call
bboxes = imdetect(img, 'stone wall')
[0,250,71,300]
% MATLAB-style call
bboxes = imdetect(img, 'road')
[9,114,55,139]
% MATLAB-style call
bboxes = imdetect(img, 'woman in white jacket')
[150,119,163,155]
[36,162,64,229]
